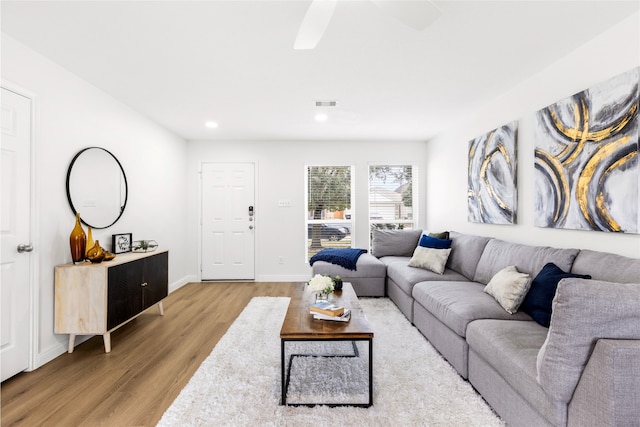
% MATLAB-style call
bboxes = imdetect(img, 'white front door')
[1,87,33,381]
[201,163,255,280]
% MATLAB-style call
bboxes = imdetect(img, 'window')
[306,165,354,260]
[369,165,417,244]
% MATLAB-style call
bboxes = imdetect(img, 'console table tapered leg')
[158,301,164,316]
[103,333,111,353]
[68,334,76,353]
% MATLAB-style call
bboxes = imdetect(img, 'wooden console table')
[54,250,168,353]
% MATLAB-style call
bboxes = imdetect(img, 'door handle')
[17,244,33,253]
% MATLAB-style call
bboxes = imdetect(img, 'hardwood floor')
[1,282,299,426]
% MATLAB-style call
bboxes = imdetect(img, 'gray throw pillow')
[408,247,451,275]
[483,265,531,314]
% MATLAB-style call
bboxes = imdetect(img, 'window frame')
[368,163,418,247]
[305,164,355,262]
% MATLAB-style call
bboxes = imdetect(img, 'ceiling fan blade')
[370,0,442,31]
[294,0,338,50]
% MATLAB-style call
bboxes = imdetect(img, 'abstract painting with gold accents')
[534,67,639,233]
[468,121,518,225]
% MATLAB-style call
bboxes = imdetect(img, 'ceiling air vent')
[315,100,337,107]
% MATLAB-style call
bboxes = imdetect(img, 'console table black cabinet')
[107,252,168,330]
[55,250,169,353]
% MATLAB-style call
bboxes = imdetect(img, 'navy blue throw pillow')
[419,235,452,249]
[521,262,591,327]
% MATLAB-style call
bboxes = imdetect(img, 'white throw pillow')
[484,265,532,314]
[408,247,451,275]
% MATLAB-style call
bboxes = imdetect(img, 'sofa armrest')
[537,278,640,403]
[568,339,640,427]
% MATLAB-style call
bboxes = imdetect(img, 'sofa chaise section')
[310,253,386,296]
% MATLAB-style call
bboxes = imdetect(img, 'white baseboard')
[34,339,77,370]
[169,275,196,293]
[255,274,311,282]
[34,345,65,370]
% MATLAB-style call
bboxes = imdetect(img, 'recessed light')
[205,121,218,129]
[315,113,328,122]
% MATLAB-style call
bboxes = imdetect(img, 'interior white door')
[201,163,255,280]
[1,87,33,382]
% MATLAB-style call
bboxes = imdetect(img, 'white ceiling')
[2,1,638,141]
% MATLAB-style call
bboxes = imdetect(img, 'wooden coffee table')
[280,282,374,407]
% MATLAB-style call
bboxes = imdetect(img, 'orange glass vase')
[69,212,86,264]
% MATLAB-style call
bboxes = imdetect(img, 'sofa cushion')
[408,247,451,274]
[537,278,640,403]
[483,265,532,314]
[446,231,492,280]
[371,228,422,258]
[473,239,579,285]
[387,263,467,296]
[412,281,532,337]
[571,249,640,283]
[521,263,592,327]
[467,319,565,426]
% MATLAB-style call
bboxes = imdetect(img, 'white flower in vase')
[307,274,335,295]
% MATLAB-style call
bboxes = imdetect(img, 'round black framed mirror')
[66,147,128,229]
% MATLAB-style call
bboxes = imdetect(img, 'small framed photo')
[112,233,132,254]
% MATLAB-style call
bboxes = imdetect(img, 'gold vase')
[69,212,86,264]
[85,226,94,257]
[103,250,116,261]
[86,240,105,264]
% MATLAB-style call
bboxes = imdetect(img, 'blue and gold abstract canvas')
[468,121,518,225]
[534,67,639,233]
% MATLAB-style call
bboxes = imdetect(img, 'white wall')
[186,140,429,281]
[425,12,640,258]
[1,34,191,368]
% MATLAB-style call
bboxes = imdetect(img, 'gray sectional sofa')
[312,229,640,427]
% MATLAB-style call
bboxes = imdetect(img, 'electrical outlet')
[278,199,292,207]
[278,256,284,264]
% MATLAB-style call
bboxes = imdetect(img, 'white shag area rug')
[157,297,504,426]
